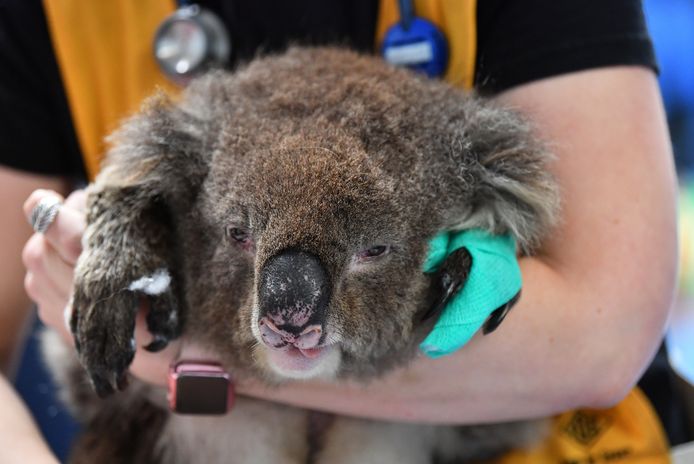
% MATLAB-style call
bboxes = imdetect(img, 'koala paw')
[143,290,182,352]
[71,269,182,397]
[71,285,139,398]
[127,269,183,353]
[422,247,473,322]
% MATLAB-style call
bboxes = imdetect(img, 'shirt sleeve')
[474,0,658,94]
[0,0,86,179]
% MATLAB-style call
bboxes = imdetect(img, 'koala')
[42,47,559,463]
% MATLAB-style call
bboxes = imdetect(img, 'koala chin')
[43,47,558,464]
[251,303,343,380]
[254,340,343,381]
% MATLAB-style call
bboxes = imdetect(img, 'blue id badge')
[381,0,448,77]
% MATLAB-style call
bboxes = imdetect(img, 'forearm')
[237,262,567,424]
[0,167,69,372]
[238,256,656,424]
[18,68,677,428]
[0,374,58,464]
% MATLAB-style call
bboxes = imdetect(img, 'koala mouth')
[257,317,341,378]
[264,343,338,377]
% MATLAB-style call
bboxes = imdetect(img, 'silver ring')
[29,196,63,234]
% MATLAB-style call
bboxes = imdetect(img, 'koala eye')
[225,226,253,248]
[355,245,391,262]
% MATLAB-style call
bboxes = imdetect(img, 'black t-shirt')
[0,0,657,180]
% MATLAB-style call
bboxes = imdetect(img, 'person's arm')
[0,373,59,464]
[235,65,678,423]
[0,167,69,373]
[23,66,677,425]
[0,168,66,464]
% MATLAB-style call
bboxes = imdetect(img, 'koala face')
[187,132,438,381]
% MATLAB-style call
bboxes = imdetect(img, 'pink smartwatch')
[167,361,234,415]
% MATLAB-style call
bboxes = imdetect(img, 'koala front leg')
[422,247,473,323]
[71,185,182,397]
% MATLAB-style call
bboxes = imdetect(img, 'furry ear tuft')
[451,102,560,253]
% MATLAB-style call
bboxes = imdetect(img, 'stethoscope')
[153,1,230,84]
[153,0,449,84]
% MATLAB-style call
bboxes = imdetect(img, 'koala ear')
[446,100,560,253]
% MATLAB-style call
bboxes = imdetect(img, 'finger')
[41,240,75,293]
[64,188,87,212]
[24,272,73,345]
[22,233,74,294]
[23,189,85,264]
[23,189,63,224]
[24,268,69,323]
[24,271,60,311]
[23,234,74,341]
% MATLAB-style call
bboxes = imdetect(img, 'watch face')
[173,373,232,415]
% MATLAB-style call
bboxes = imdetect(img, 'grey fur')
[44,47,559,463]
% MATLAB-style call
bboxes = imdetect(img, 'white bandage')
[128,269,172,295]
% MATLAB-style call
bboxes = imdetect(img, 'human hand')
[420,229,522,358]
[22,189,179,387]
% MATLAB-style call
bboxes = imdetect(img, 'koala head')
[98,48,557,386]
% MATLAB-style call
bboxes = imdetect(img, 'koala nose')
[258,318,322,349]
[257,249,331,343]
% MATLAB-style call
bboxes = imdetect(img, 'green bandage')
[420,229,521,358]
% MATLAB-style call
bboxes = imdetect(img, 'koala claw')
[423,247,473,321]
[143,290,182,353]
[89,366,131,398]
[143,335,169,353]
[71,287,139,398]
[70,267,182,396]
[87,343,136,398]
